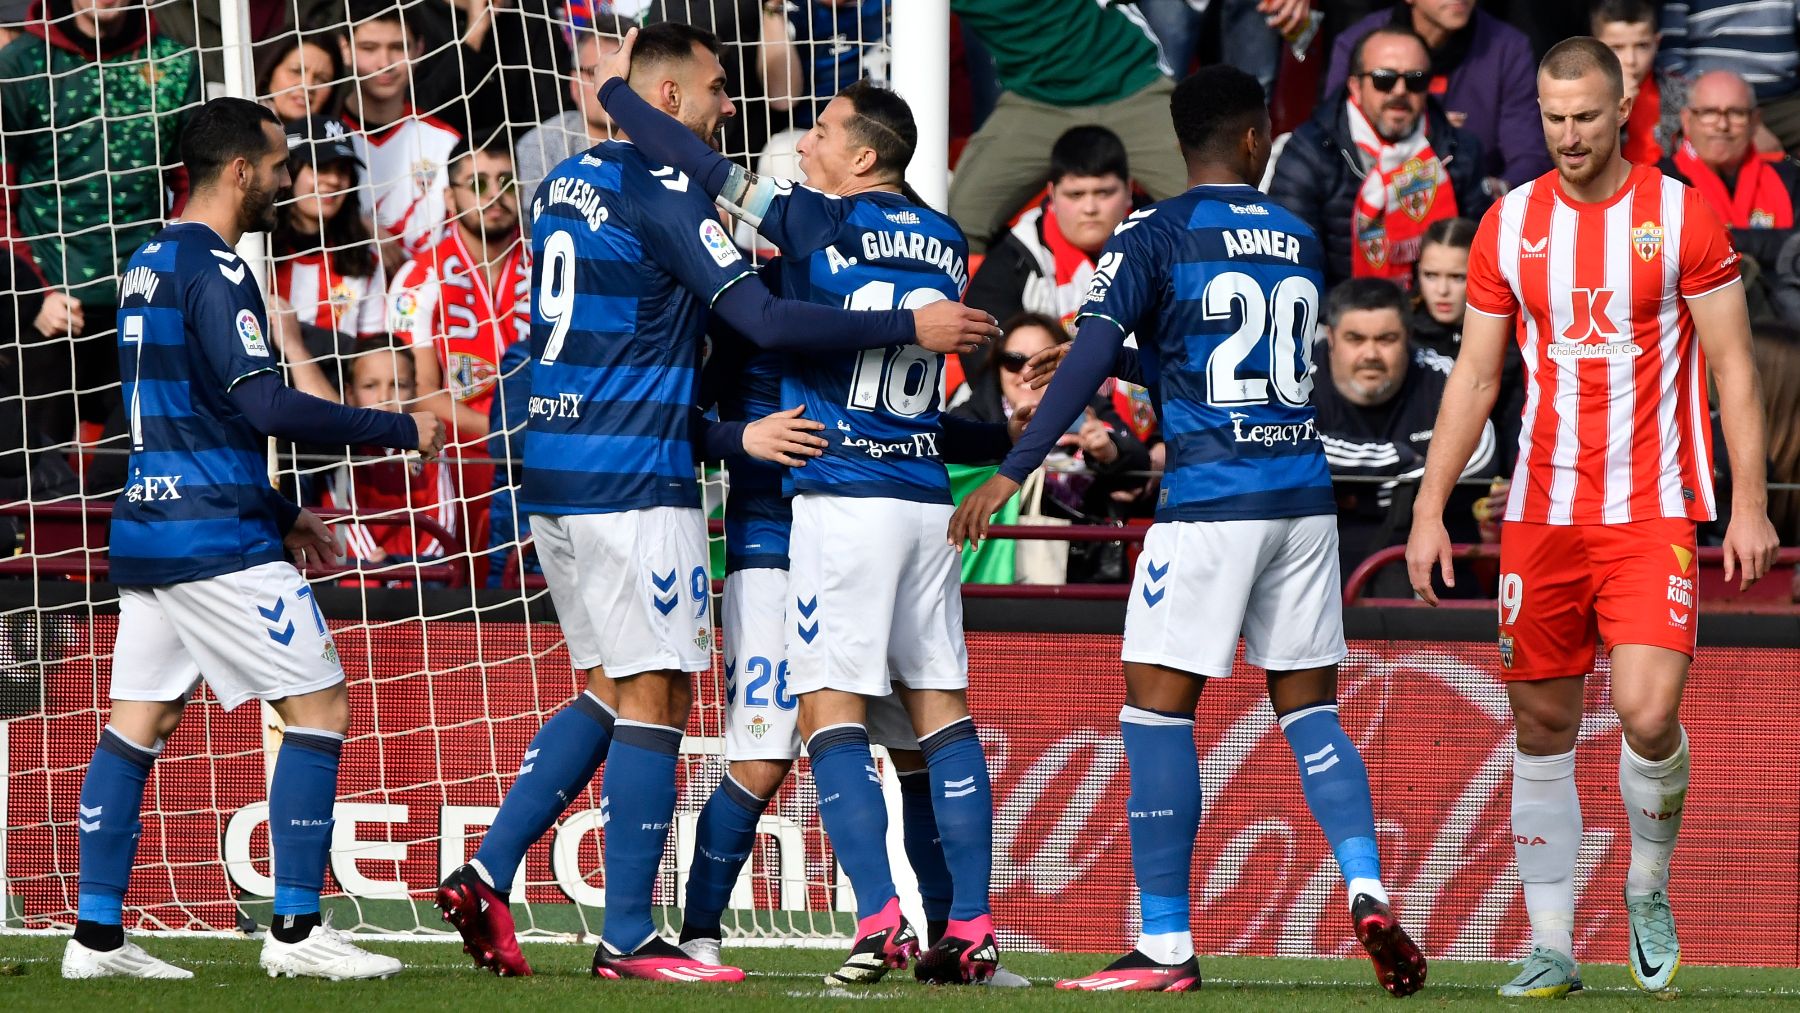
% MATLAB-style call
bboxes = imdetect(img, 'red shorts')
[1494,518,1699,681]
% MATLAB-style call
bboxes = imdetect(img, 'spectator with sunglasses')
[386,139,531,566]
[947,312,1152,581]
[1270,26,1490,291]
[1323,0,1547,189]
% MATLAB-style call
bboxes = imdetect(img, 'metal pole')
[888,0,950,214]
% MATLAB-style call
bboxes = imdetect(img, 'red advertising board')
[7,619,1798,965]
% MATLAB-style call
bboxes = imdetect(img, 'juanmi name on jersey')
[828,229,970,290]
[1220,227,1301,263]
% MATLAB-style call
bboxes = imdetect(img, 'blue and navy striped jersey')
[519,141,754,515]
[1077,184,1334,521]
[109,223,292,586]
[757,187,967,505]
[711,327,790,574]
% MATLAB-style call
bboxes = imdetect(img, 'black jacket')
[1268,94,1493,291]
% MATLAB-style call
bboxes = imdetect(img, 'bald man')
[1661,69,1800,267]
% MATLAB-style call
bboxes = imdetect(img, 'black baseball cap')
[283,115,363,174]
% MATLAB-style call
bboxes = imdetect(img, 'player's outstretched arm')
[1022,343,1142,390]
[948,316,1125,548]
[711,276,997,356]
[1689,281,1781,588]
[1404,307,1508,605]
[229,372,444,460]
[596,38,738,201]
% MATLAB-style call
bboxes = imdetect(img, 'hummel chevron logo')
[598,797,611,828]
[79,802,102,833]
[257,598,286,622]
[650,165,690,192]
[217,263,246,285]
[1141,585,1165,607]
[724,659,737,704]
[210,249,239,263]
[942,775,977,799]
[653,594,679,616]
[1303,743,1340,775]
[795,595,818,618]
[651,569,679,614]
[651,569,678,593]
[864,763,881,786]
[520,747,539,776]
[267,621,296,646]
[1146,559,1169,583]
[797,619,819,643]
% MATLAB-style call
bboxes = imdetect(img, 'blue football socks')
[1278,702,1386,905]
[807,723,896,919]
[474,691,615,894]
[919,718,993,921]
[1120,705,1201,964]
[682,772,769,938]
[76,727,158,942]
[598,719,683,952]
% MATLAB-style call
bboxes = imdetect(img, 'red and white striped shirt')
[273,249,385,338]
[1466,164,1741,525]
[345,108,461,261]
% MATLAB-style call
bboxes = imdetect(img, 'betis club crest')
[747,715,769,740]
[1394,156,1442,222]
[1632,221,1664,262]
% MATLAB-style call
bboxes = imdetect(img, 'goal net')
[0,0,903,945]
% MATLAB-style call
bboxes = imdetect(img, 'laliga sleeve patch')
[235,308,270,357]
[698,218,741,268]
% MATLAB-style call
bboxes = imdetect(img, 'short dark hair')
[837,79,917,179]
[1326,277,1410,331]
[1171,64,1266,160]
[350,335,416,382]
[181,97,283,190]
[630,20,721,77]
[1540,36,1625,100]
[346,0,410,35]
[1349,25,1430,76]
[1589,0,1658,32]
[570,13,634,55]
[1048,125,1129,185]
[446,137,513,181]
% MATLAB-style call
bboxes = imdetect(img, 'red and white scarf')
[1347,100,1457,282]
[1675,139,1794,230]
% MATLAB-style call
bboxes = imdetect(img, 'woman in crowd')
[1409,217,1477,361]
[269,115,386,398]
[255,30,346,122]
[949,312,1151,582]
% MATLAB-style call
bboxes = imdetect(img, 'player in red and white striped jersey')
[1406,39,1779,999]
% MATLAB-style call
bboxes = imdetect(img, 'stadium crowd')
[0,0,1797,592]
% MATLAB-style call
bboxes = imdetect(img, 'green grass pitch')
[6,936,1800,1010]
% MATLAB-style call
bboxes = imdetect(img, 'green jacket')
[951,0,1166,107]
[0,4,198,307]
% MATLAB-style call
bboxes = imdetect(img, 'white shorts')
[1122,514,1347,677]
[785,494,968,698]
[531,508,712,678]
[722,567,918,761]
[111,561,344,712]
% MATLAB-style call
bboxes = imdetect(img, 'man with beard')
[1269,25,1490,290]
[430,21,996,983]
[1407,38,1780,998]
[65,97,443,980]
[387,141,530,558]
[1313,277,1495,594]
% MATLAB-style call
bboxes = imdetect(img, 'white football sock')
[1513,748,1580,961]
[1619,729,1689,896]
[1135,929,1194,966]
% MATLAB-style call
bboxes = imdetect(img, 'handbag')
[1013,467,1070,585]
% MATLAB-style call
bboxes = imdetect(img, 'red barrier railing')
[0,501,468,587]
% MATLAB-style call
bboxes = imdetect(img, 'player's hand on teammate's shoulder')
[598,26,637,85]
[285,510,345,571]
[947,473,1021,549]
[1006,402,1036,444]
[1720,510,1781,591]
[410,412,445,462]
[744,405,827,467]
[912,300,999,356]
[1022,343,1068,390]
[1403,516,1455,607]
